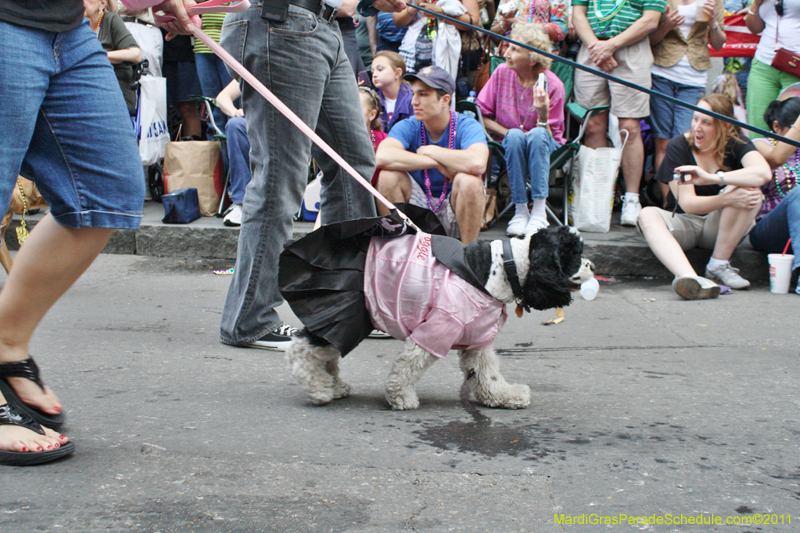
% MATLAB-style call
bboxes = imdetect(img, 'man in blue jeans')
[218,0,407,351]
[214,80,249,227]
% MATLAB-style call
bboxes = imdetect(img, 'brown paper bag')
[163,140,222,216]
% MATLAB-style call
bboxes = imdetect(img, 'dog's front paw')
[476,383,531,409]
[386,388,420,410]
[501,384,530,409]
[332,379,351,399]
[309,389,334,406]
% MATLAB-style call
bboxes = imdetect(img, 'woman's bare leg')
[638,207,695,276]
[0,214,114,414]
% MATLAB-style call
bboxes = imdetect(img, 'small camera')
[499,3,515,15]
[672,171,688,182]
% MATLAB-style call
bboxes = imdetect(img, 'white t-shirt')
[755,0,800,65]
[651,3,708,87]
[385,97,397,122]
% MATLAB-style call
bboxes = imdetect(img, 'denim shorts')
[162,59,204,104]
[650,74,705,140]
[0,19,145,230]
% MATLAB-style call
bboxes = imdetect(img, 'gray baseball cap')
[404,65,455,95]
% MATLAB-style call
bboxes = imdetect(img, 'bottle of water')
[462,91,478,120]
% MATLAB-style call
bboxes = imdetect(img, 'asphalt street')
[0,254,798,533]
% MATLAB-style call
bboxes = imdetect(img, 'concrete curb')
[4,202,770,281]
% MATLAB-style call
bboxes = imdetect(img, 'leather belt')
[264,0,338,22]
[121,15,154,26]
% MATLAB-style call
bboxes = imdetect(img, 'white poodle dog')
[280,222,591,410]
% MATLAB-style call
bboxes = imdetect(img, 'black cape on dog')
[279,204,492,356]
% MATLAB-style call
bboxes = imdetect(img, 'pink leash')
[154,0,420,231]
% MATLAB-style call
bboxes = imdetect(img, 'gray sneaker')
[705,263,750,289]
[672,275,720,300]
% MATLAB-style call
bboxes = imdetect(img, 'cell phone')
[672,171,689,182]
[537,72,547,91]
[358,70,371,87]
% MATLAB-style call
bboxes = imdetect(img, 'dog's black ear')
[523,231,573,310]
[553,226,584,279]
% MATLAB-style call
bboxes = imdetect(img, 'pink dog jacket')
[364,233,507,358]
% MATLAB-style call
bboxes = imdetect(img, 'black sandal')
[0,358,65,429]
[0,402,74,466]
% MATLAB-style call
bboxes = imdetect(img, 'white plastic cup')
[696,0,709,22]
[768,254,794,293]
[580,278,599,301]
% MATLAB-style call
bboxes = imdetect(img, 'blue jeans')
[502,128,559,204]
[225,116,251,205]
[749,187,800,271]
[650,74,705,140]
[195,52,234,137]
[0,19,144,229]
[219,4,377,344]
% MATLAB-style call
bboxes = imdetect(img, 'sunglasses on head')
[359,85,381,107]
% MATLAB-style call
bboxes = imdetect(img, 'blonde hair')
[509,22,552,70]
[712,72,744,108]
[359,87,383,132]
[688,94,743,168]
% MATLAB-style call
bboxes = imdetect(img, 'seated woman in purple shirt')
[476,23,566,237]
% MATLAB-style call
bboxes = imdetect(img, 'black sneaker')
[244,324,299,351]
[793,267,800,295]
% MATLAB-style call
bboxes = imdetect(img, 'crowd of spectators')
[91,0,798,298]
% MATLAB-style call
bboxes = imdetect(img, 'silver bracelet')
[746,8,757,15]
[537,121,548,127]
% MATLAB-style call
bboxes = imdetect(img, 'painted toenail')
[36,446,42,451]
[21,446,27,452]
[53,406,62,413]
[46,445,52,449]
[59,435,67,440]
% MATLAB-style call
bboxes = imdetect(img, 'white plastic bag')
[138,75,170,166]
[568,130,629,233]
[301,171,322,221]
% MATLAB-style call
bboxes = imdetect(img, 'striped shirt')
[572,0,665,38]
[193,12,226,53]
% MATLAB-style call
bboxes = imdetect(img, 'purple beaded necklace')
[420,110,458,213]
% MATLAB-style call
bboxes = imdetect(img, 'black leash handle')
[409,3,800,149]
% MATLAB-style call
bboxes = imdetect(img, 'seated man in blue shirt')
[375,65,489,244]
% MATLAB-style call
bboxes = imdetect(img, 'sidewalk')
[5,200,769,281]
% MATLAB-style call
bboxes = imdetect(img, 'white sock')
[707,257,729,271]
[624,192,640,203]
[530,199,547,220]
[515,203,530,217]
